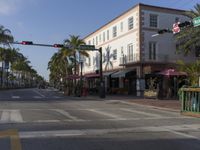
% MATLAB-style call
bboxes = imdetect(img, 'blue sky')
[0,0,199,80]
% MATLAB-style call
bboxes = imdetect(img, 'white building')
[82,3,196,96]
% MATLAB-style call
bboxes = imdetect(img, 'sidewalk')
[74,95,181,111]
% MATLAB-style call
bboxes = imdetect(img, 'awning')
[111,69,134,78]
[66,74,81,79]
[103,71,117,77]
[84,73,100,78]
[158,69,187,76]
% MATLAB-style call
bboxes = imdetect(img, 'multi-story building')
[82,3,196,96]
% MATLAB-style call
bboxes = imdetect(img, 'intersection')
[0,88,200,150]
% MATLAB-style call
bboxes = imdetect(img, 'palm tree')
[175,3,200,55]
[177,60,200,86]
[63,35,89,95]
[64,35,89,75]
[0,25,14,47]
[0,25,14,87]
[103,46,113,71]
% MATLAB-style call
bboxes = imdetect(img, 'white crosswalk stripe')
[120,108,162,118]
[1,110,23,123]
[12,96,20,99]
[86,109,125,120]
[54,109,83,121]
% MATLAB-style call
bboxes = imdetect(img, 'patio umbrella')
[158,69,187,76]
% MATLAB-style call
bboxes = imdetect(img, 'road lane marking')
[120,108,162,118]
[33,89,45,98]
[53,109,82,121]
[10,110,23,122]
[12,96,20,99]
[1,111,10,121]
[1,110,23,123]
[18,124,200,139]
[33,96,42,99]
[86,109,125,120]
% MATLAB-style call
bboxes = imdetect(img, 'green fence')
[180,88,200,113]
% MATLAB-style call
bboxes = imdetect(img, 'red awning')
[66,74,81,79]
[84,73,100,78]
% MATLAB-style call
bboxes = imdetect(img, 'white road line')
[54,109,82,121]
[12,96,20,99]
[1,111,10,121]
[53,96,61,99]
[18,124,200,139]
[0,110,23,123]
[33,89,45,98]
[10,110,23,122]
[120,108,162,118]
[33,96,42,99]
[87,109,124,120]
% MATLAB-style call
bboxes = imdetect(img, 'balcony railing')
[119,54,174,65]
[119,54,140,65]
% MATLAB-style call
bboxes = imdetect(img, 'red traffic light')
[53,44,64,48]
[21,41,33,45]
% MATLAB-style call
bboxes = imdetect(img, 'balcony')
[119,54,175,66]
[119,54,140,65]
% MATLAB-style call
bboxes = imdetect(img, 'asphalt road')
[0,88,200,150]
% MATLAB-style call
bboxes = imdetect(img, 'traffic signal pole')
[12,41,106,98]
[99,47,105,98]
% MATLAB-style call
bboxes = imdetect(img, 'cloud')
[0,0,22,15]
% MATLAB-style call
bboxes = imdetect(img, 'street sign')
[172,22,180,34]
[193,16,200,27]
[78,45,95,50]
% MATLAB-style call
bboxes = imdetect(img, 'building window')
[128,17,134,30]
[93,56,95,65]
[88,40,91,45]
[103,32,105,42]
[120,22,123,32]
[88,57,91,66]
[150,14,158,28]
[96,36,98,45]
[107,30,109,40]
[113,49,117,60]
[99,34,101,43]
[113,26,117,38]
[149,42,156,60]
[93,38,95,45]
[127,44,133,62]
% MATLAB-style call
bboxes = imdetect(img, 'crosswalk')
[0,108,189,124]
[7,96,62,99]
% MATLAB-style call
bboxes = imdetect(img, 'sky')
[0,0,199,80]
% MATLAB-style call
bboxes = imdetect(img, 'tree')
[0,25,14,47]
[175,3,200,55]
[0,25,14,87]
[64,35,89,75]
[177,60,200,86]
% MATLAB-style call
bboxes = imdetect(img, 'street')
[0,88,200,150]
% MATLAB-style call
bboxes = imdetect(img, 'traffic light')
[21,41,33,45]
[178,21,193,28]
[53,44,64,48]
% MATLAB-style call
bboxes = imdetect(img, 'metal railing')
[179,88,200,113]
[119,54,140,65]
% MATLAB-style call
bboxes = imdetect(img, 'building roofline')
[83,3,186,40]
